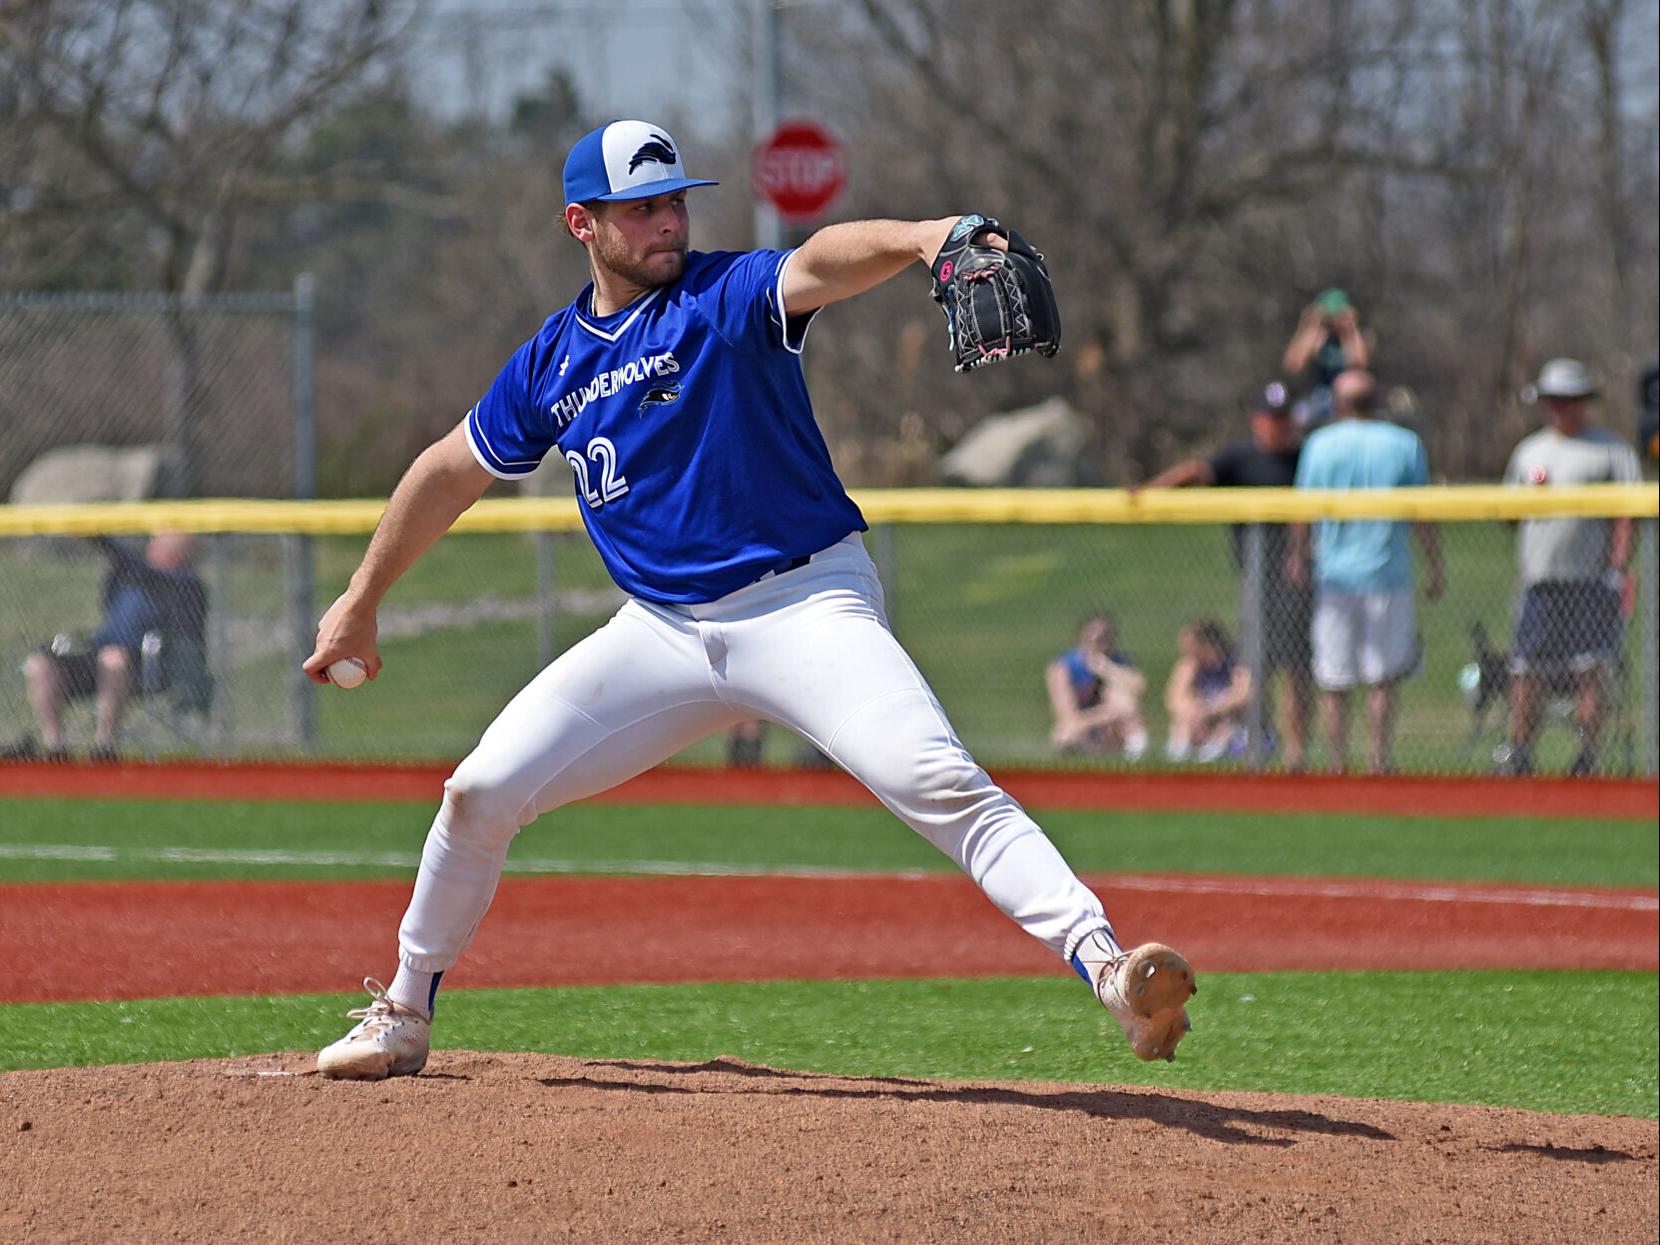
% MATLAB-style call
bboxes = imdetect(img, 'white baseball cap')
[1532,358,1596,401]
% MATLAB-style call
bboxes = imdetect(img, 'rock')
[938,397,1097,487]
[9,444,179,505]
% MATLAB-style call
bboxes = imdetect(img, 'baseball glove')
[929,214,1062,372]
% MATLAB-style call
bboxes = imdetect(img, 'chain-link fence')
[874,503,1657,779]
[0,494,1652,776]
[0,286,313,502]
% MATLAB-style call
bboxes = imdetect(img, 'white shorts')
[1312,588,1419,690]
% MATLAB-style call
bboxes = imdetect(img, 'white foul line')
[0,844,1652,912]
[0,842,920,880]
[1101,873,1658,912]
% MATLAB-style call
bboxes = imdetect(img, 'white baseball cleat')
[317,978,431,1081]
[1075,936,1197,1063]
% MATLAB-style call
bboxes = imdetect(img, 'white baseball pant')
[395,534,1113,975]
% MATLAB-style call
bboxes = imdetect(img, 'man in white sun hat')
[305,119,1194,1080]
[1494,358,1641,776]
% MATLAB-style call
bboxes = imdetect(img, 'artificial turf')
[1,972,1654,1119]
[4,799,1651,1119]
[0,798,1653,887]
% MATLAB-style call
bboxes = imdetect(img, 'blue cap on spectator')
[1255,381,1293,415]
[563,120,718,204]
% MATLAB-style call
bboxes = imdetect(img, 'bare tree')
[790,0,1451,481]
[4,0,1653,491]
[782,0,1657,481]
[0,0,422,492]
[2,0,424,292]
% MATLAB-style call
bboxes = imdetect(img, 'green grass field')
[3,973,1655,1119]
[0,798,1652,887]
[6,522,1646,770]
[1,795,1655,1118]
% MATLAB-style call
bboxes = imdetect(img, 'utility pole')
[289,272,319,752]
[751,0,782,250]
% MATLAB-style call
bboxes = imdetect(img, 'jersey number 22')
[567,436,629,508]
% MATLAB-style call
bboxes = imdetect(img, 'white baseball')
[327,657,369,690]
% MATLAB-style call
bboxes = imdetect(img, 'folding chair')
[132,629,218,757]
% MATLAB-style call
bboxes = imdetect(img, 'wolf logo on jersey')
[639,382,680,412]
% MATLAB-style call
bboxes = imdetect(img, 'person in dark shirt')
[4,532,206,762]
[1138,382,1313,769]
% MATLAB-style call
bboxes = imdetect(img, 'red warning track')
[0,760,1653,819]
[1,872,1652,1005]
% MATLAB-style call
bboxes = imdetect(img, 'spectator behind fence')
[726,719,767,768]
[2,532,206,763]
[1282,288,1370,430]
[1290,370,1444,774]
[1163,618,1252,763]
[1492,358,1642,777]
[1045,612,1150,760]
[1138,380,1314,769]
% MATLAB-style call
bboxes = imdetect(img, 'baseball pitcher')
[306,120,1193,1080]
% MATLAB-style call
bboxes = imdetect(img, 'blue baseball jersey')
[466,249,866,604]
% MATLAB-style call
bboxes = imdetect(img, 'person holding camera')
[1282,288,1371,430]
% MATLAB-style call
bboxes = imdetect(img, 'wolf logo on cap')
[629,133,679,174]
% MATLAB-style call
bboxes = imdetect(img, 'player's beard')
[594,229,687,289]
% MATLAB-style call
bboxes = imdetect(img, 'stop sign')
[752,121,846,221]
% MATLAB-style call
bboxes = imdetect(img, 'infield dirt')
[3,1051,1656,1243]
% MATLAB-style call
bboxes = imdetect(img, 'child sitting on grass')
[1164,617,1252,763]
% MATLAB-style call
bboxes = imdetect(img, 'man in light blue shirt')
[1290,370,1444,773]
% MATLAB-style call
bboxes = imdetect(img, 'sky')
[411,0,752,140]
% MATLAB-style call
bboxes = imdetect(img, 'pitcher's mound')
[4,1052,1655,1242]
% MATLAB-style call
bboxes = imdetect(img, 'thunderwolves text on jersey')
[548,351,680,429]
[465,249,866,604]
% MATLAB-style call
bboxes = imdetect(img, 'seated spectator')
[1282,288,1370,430]
[1164,618,1252,763]
[1136,381,1313,770]
[1046,612,1149,760]
[2,532,207,763]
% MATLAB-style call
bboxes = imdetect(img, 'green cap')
[1316,288,1351,314]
